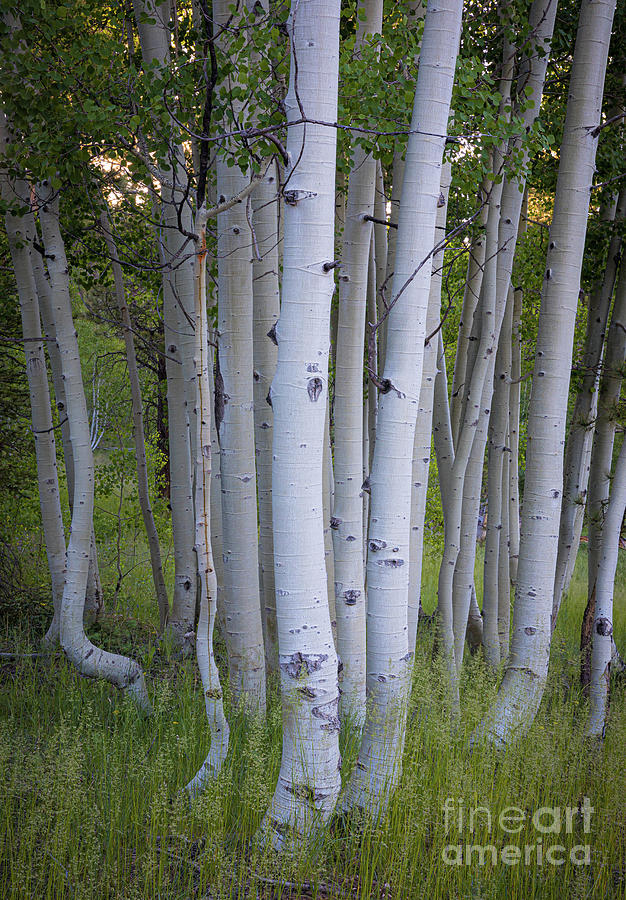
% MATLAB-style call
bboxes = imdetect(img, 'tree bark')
[407,162,451,651]
[213,0,266,709]
[586,249,626,608]
[133,0,197,652]
[261,0,342,847]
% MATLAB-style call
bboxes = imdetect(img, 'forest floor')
[1,549,625,900]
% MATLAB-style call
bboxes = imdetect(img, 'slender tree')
[476,0,617,745]
[332,0,383,725]
[343,0,463,813]
[38,187,151,712]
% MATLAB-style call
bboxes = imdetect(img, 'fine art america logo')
[442,797,593,867]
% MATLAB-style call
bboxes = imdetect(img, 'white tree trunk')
[252,161,280,675]
[587,251,626,599]
[31,230,102,629]
[586,435,626,737]
[449,20,515,676]
[508,224,524,585]
[439,0,557,697]
[39,189,151,712]
[323,403,337,642]
[552,187,626,626]
[332,0,384,725]
[261,0,342,847]
[0,155,66,645]
[133,0,197,652]
[432,336,484,649]
[450,196,488,446]
[343,0,463,814]
[186,209,229,792]
[482,286,513,667]
[100,210,170,631]
[475,0,616,745]
[407,163,451,650]
[213,0,265,709]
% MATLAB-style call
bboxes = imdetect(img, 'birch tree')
[476,0,617,745]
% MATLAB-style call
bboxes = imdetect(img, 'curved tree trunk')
[186,208,229,792]
[475,0,616,746]
[39,189,151,712]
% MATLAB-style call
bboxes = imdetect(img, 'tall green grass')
[0,548,624,899]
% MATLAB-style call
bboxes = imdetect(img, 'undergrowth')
[0,551,624,899]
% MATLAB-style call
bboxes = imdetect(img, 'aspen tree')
[186,207,229,792]
[332,0,383,725]
[38,188,151,712]
[261,0,342,847]
[0,145,65,644]
[133,0,197,651]
[408,162,451,650]
[587,253,626,600]
[507,195,526,584]
[477,0,617,745]
[344,0,463,813]
[252,158,280,674]
[449,21,514,676]
[482,287,513,667]
[438,0,557,694]
[552,188,626,626]
[586,434,626,737]
[212,0,266,708]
